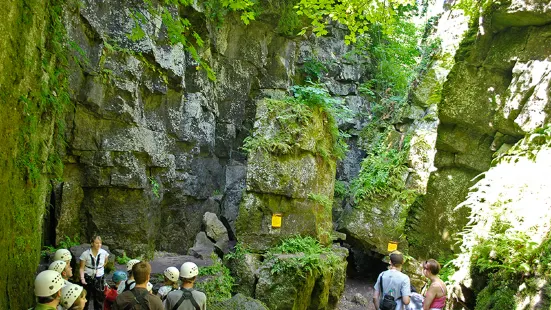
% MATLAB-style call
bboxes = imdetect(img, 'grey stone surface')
[188,232,215,260]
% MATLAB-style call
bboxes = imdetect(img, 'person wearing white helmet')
[54,249,72,264]
[34,270,65,310]
[111,261,163,310]
[49,260,73,286]
[165,262,206,310]
[157,266,180,302]
[117,259,140,294]
[59,283,87,310]
[79,235,109,310]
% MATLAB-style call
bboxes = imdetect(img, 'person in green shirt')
[34,270,65,310]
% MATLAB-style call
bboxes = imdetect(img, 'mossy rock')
[236,192,333,252]
[254,248,348,310]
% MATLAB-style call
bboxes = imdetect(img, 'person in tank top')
[422,259,447,310]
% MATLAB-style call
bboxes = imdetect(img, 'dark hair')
[37,292,59,304]
[424,259,441,275]
[390,251,404,266]
[133,262,151,285]
[181,276,196,284]
[90,235,102,243]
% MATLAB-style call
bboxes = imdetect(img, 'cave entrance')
[42,188,58,248]
[346,246,389,282]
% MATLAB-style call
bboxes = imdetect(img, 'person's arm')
[422,284,437,310]
[103,250,109,268]
[401,278,412,305]
[373,289,380,310]
[79,259,87,285]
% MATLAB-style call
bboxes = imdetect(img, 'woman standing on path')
[422,259,447,310]
[79,235,109,310]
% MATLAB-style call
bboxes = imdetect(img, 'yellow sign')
[387,241,398,252]
[272,213,282,228]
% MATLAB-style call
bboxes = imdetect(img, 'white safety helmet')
[180,262,198,278]
[126,259,141,271]
[35,270,64,297]
[60,283,84,309]
[48,260,67,274]
[147,282,153,293]
[53,249,72,262]
[164,267,180,282]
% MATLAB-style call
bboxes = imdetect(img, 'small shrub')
[266,235,340,278]
[195,253,234,306]
[116,251,132,265]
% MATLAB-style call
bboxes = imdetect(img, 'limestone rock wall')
[59,1,368,256]
[408,0,551,259]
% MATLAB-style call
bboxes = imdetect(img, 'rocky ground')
[83,251,375,310]
[337,277,376,310]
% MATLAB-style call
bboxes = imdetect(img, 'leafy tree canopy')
[294,0,416,44]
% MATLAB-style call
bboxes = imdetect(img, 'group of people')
[373,251,447,310]
[32,235,207,310]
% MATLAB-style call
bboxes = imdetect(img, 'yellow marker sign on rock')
[387,241,398,252]
[272,213,282,228]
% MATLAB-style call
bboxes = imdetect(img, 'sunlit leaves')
[295,0,415,44]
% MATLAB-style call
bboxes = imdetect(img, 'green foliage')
[116,251,132,265]
[196,253,234,306]
[242,83,351,160]
[294,0,416,44]
[131,0,259,81]
[41,235,80,258]
[307,193,333,213]
[301,57,329,82]
[333,180,348,198]
[265,235,340,278]
[225,242,251,261]
[351,142,412,203]
[149,177,160,198]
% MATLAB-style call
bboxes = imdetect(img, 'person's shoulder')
[193,289,207,298]
[79,249,90,258]
[100,248,109,254]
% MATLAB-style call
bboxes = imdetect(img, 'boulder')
[188,232,215,260]
[225,253,262,297]
[211,293,269,310]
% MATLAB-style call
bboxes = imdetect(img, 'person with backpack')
[164,262,206,310]
[112,261,163,310]
[79,235,109,310]
[373,251,411,310]
[157,267,180,302]
[33,270,65,310]
[104,270,127,310]
[117,259,141,294]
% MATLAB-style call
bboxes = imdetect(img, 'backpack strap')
[123,288,148,310]
[379,274,384,295]
[172,289,200,310]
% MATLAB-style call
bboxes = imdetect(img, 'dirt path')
[337,277,376,310]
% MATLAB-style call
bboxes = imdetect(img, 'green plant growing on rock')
[307,193,333,213]
[351,142,412,204]
[196,253,234,306]
[149,177,160,198]
[116,251,132,265]
[129,0,258,81]
[242,83,351,160]
[265,235,340,278]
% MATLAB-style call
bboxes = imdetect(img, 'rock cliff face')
[58,0,367,257]
[408,0,551,258]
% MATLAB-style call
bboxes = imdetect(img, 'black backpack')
[379,274,398,310]
[172,289,200,310]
